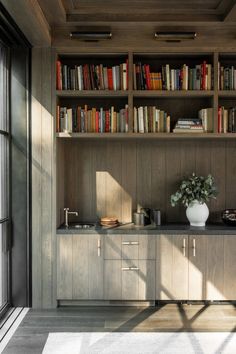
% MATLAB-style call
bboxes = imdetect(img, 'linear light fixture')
[70,30,112,41]
[154,32,197,42]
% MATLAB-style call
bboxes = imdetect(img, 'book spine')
[56,61,62,90]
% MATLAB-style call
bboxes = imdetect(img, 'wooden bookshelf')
[55,51,236,138]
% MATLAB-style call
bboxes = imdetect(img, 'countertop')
[57,222,236,235]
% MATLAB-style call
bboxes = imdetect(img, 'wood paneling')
[58,140,236,224]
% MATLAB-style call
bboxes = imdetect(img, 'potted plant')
[171,173,217,227]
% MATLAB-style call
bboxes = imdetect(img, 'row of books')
[56,61,128,91]
[173,108,213,133]
[218,64,236,90]
[218,106,236,133]
[133,62,212,91]
[133,106,170,133]
[57,105,129,133]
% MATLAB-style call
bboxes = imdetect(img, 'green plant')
[171,173,217,207]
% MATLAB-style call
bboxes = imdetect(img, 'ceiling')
[37,0,236,25]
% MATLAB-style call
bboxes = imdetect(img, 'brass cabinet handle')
[192,238,196,257]
[182,238,186,257]
[97,239,101,257]
[122,241,139,245]
[122,267,139,271]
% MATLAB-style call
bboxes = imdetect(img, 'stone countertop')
[57,222,236,235]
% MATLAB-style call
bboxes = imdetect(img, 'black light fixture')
[154,32,197,42]
[70,30,112,42]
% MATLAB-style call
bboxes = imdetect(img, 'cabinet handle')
[97,239,101,257]
[122,267,139,271]
[192,238,196,257]
[122,241,139,245]
[182,238,186,257]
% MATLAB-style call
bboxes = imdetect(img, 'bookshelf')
[55,51,236,138]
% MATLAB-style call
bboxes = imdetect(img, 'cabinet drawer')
[122,235,139,259]
[104,235,122,259]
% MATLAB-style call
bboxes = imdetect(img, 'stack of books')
[57,105,129,133]
[173,118,204,133]
[198,108,213,132]
[218,106,236,133]
[218,63,236,90]
[133,61,212,91]
[133,106,170,133]
[56,60,128,91]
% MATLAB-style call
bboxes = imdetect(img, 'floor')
[2,304,236,354]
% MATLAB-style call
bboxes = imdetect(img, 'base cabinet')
[156,234,233,301]
[104,259,155,300]
[57,234,103,300]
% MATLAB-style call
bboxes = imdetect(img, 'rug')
[42,332,236,354]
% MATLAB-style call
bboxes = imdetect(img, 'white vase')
[186,200,209,227]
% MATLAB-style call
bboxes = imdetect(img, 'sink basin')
[73,223,95,229]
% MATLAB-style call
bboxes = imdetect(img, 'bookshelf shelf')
[56,90,129,98]
[218,91,236,97]
[133,90,214,98]
[56,132,236,139]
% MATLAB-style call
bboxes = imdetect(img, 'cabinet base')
[58,300,155,307]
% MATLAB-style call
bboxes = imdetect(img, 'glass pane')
[0,134,8,220]
[0,223,8,308]
[0,45,8,132]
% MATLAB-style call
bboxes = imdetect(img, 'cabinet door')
[88,235,104,300]
[138,260,155,300]
[224,235,236,300]
[104,260,122,300]
[72,235,89,299]
[156,235,188,300]
[57,235,73,299]
[188,235,225,301]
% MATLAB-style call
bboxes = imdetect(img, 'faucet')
[64,208,78,227]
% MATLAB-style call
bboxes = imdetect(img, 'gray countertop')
[57,222,236,235]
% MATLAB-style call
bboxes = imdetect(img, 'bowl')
[222,209,236,226]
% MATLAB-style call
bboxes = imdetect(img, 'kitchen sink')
[74,223,95,229]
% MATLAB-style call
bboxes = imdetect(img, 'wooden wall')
[57,139,236,225]
[32,47,57,308]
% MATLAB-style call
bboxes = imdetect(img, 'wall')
[57,139,236,226]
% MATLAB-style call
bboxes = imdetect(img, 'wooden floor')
[3,304,236,354]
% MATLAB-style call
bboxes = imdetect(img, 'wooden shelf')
[56,90,129,98]
[218,91,236,97]
[133,90,214,98]
[56,132,236,139]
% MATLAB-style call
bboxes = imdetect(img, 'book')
[134,106,170,133]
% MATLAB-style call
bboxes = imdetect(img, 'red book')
[83,65,87,90]
[56,60,62,90]
[105,110,110,132]
[95,111,99,132]
[145,64,151,90]
[107,68,113,90]
[201,61,206,90]
[218,106,222,133]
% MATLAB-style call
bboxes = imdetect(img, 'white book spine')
[134,107,138,133]
[138,107,144,133]
[122,63,127,90]
[112,67,117,91]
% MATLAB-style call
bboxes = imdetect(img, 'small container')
[151,209,161,226]
[133,212,145,226]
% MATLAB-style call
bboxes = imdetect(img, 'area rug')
[42,332,236,354]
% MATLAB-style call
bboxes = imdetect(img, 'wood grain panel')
[88,235,104,299]
[121,141,136,223]
[138,235,156,260]
[166,142,181,222]
[224,235,236,300]
[136,142,152,212]
[151,142,166,221]
[104,235,122,259]
[122,259,139,300]
[57,235,73,299]
[31,48,43,308]
[72,235,89,299]
[226,140,236,209]
[104,260,122,300]
[106,142,122,221]
[139,260,155,300]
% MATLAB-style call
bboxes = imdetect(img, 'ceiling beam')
[37,0,66,25]
[1,0,51,46]
[223,0,236,21]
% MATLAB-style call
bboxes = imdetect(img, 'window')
[0,43,10,312]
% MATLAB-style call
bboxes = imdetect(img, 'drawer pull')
[122,267,139,271]
[192,238,196,257]
[97,239,101,257]
[122,241,139,245]
[182,238,186,257]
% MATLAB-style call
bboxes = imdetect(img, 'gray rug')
[42,332,236,354]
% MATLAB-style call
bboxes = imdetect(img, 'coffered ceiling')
[38,0,236,24]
